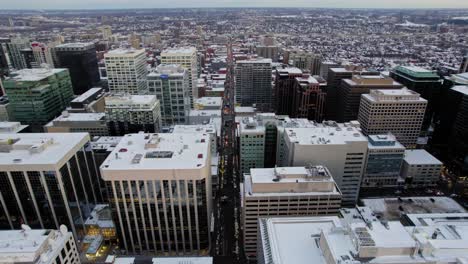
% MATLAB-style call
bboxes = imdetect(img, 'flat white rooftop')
[55,42,95,49]
[71,87,104,103]
[189,109,221,117]
[105,48,145,57]
[259,217,341,264]
[0,227,71,264]
[100,133,210,180]
[49,112,106,122]
[172,124,216,135]
[0,122,28,133]
[0,133,90,170]
[105,94,158,107]
[404,149,443,165]
[91,136,122,152]
[152,257,213,264]
[7,68,66,82]
[161,47,196,55]
[286,122,367,145]
[148,64,186,77]
[194,97,222,108]
[452,85,468,96]
[236,58,272,64]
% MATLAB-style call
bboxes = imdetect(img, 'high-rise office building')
[55,43,101,95]
[0,38,10,78]
[67,87,107,113]
[282,121,368,206]
[0,133,101,240]
[0,226,79,264]
[275,68,325,121]
[358,89,427,148]
[235,58,273,111]
[288,50,322,75]
[325,67,379,120]
[319,61,339,80]
[460,53,468,73]
[5,36,29,70]
[3,68,74,131]
[105,48,148,95]
[390,66,442,130]
[30,42,56,68]
[105,94,161,136]
[338,75,403,122]
[255,46,280,62]
[433,86,468,172]
[242,165,341,258]
[101,133,212,254]
[362,134,405,188]
[147,64,191,126]
[161,48,198,105]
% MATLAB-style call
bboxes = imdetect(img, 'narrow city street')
[211,41,244,264]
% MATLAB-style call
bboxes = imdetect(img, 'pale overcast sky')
[2,0,468,9]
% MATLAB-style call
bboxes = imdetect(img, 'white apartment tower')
[105,94,161,136]
[147,64,191,126]
[242,165,341,259]
[0,133,101,240]
[105,48,148,94]
[161,48,198,105]
[101,133,212,255]
[283,121,368,206]
[358,88,427,148]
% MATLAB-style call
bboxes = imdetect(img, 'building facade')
[161,48,198,105]
[401,150,442,187]
[282,121,368,206]
[242,166,341,258]
[358,89,427,148]
[101,133,212,255]
[147,64,191,126]
[105,94,161,136]
[362,134,405,188]
[44,112,109,137]
[105,48,147,95]
[55,43,101,95]
[338,75,403,122]
[235,59,273,111]
[0,133,101,240]
[3,68,74,131]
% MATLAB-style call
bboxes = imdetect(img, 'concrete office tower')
[242,165,342,258]
[147,64,191,126]
[283,121,368,206]
[3,68,74,131]
[105,48,147,95]
[44,112,109,137]
[161,48,198,105]
[338,75,403,122]
[101,133,212,254]
[390,66,442,130]
[6,36,29,70]
[319,61,339,80]
[435,86,468,172]
[275,68,325,121]
[255,46,280,62]
[358,89,427,148]
[288,51,322,75]
[362,134,405,188]
[235,58,273,111]
[55,43,100,95]
[460,54,468,73]
[0,133,101,240]
[401,150,442,188]
[105,94,161,136]
[325,66,379,120]
[30,42,55,68]
[0,225,79,264]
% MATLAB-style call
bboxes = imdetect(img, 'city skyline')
[2,0,468,10]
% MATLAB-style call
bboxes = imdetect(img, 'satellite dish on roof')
[60,225,68,235]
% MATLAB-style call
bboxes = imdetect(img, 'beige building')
[358,88,427,148]
[44,112,109,137]
[242,165,341,259]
